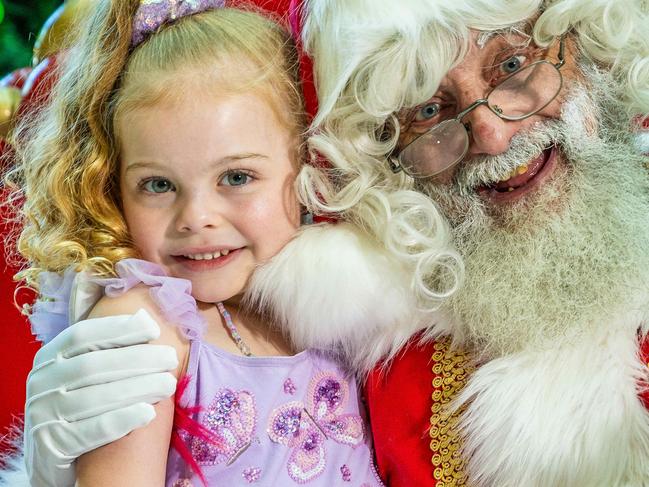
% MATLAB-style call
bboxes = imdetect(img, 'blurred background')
[1,0,60,74]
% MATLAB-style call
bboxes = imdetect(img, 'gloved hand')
[24,309,178,487]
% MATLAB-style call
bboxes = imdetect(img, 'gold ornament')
[429,339,476,486]
[0,86,21,138]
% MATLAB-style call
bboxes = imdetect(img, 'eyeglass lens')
[399,120,468,177]
[487,62,562,120]
[399,61,562,177]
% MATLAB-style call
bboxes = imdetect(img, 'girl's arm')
[75,286,189,487]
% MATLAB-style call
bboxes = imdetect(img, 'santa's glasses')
[389,36,566,178]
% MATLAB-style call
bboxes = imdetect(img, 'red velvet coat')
[365,336,649,486]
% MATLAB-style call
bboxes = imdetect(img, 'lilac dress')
[33,259,384,487]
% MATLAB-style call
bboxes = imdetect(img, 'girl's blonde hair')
[7,1,305,292]
[298,0,649,311]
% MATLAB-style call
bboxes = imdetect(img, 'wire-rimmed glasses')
[389,36,566,178]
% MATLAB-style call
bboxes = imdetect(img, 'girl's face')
[118,91,301,304]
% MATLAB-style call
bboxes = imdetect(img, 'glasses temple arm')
[388,156,403,174]
[555,35,566,69]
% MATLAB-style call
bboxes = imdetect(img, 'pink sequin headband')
[131,0,226,48]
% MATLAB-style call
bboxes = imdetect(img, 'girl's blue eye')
[501,55,525,74]
[222,172,250,186]
[414,102,441,122]
[142,178,174,193]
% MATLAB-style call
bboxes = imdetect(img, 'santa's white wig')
[298,0,648,307]
[305,0,648,123]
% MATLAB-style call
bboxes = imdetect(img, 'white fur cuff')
[0,448,30,487]
[246,222,426,373]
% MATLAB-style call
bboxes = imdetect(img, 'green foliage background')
[0,0,61,76]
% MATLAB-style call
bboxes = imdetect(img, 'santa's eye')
[501,55,526,74]
[414,102,441,122]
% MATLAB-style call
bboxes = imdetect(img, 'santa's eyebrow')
[476,21,533,49]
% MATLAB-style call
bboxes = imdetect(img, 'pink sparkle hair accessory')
[131,0,226,48]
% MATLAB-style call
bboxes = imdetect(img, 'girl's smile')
[171,247,244,272]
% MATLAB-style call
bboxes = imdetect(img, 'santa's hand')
[24,309,178,487]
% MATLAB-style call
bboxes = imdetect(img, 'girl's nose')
[175,193,223,233]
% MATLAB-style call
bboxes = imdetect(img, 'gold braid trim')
[429,339,475,486]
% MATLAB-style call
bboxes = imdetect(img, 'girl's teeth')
[221,249,230,256]
[185,252,222,260]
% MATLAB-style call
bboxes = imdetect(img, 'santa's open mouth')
[478,145,558,202]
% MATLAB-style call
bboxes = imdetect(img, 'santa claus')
[299,0,649,485]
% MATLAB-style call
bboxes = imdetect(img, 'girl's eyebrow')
[124,153,269,172]
[122,160,166,173]
[219,153,269,165]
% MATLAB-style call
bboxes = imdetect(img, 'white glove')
[24,309,178,487]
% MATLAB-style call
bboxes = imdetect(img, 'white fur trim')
[0,444,30,487]
[455,324,649,487]
[245,222,426,374]
[636,131,649,154]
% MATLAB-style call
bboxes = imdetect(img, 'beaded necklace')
[216,302,253,357]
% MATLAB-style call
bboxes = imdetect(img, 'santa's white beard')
[421,67,649,358]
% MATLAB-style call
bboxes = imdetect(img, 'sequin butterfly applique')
[267,371,365,483]
[190,388,256,466]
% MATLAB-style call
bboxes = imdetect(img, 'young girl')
[9,1,386,485]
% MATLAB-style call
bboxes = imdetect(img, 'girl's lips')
[478,146,558,203]
[172,248,243,271]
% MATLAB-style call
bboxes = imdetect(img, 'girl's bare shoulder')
[88,284,190,376]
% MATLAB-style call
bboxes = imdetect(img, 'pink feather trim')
[172,374,225,486]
